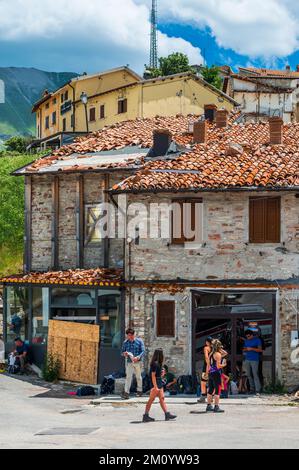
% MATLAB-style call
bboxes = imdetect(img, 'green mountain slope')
[0,67,78,137]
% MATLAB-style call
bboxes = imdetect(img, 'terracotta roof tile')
[240,67,299,78]
[0,268,123,287]
[114,139,299,192]
[17,112,241,174]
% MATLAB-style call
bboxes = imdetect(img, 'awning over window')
[0,268,123,287]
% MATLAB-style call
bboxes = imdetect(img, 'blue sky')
[0,0,299,74]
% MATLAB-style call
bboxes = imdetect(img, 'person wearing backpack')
[143,349,177,423]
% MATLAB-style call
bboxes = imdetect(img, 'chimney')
[204,104,217,122]
[152,129,172,157]
[286,65,291,72]
[216,109,229,128]
[269,116,283,144]
[193,120,208,144]
[296,65,299,72]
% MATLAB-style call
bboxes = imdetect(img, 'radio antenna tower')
[149,0,158,69]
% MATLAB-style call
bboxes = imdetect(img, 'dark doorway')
[192,290,276,389]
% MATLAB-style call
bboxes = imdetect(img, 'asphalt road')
[1,374,299,449]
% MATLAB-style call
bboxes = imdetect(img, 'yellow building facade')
[32,67,237,149]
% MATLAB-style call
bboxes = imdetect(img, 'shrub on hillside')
[4,136,33,154]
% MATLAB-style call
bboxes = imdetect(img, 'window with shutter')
[100,105,105,119]
[172,199,203,244]
[89,108,96,122]
[249,197,280,243]
[118,99,128,114]
[156,301,175,337]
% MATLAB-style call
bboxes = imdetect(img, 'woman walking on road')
[206,339,227,413]
[143,349,177,423]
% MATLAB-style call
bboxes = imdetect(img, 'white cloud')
[0,0,203,72]
[158,0,299,58]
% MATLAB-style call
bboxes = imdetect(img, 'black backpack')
[76,386,95,397]
[100,376,115,395]
[177,375,197,394]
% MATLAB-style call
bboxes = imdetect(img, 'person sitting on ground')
[10,313,22,336]
[162,365,177,394]
[13,338,29,374]
[143,348,177,423]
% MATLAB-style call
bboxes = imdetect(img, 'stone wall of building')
[126,286,299,387]
[126,287,191,375]
[31,175,52,271]
[58,174,77,270]
[30,172,127,272]
[279,288,299,387]
[127,191,299,282]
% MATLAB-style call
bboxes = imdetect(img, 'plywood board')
[48,320,100,384]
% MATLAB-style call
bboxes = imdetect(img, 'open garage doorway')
[192,290,276,391]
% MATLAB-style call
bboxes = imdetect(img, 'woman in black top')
[143,349,177,423]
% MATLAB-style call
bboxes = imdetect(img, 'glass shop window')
[32,288,49,345]
[51,288,96,324]
[51,288,96,307]
[5,286,29,344]
[98,290,121,349]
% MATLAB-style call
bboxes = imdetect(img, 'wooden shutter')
[172,200,185,244]
[249,198,265,243]
[123,99,127,113]
[156,301,175,337]
[89,108,96,122]
[172,199,202,244]
[265,197,280,242]
[249,197,280,243]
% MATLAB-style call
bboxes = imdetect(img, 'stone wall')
[30,172,127,271]
[31,175,52,271]
[127,286,299,387]
[279,289,299,387]
[58,174,77,269]
[126,287,191,375]
[127,191,299,282]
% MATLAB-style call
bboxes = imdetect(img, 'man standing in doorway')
[121,328,145,399]
[243,330,263,394]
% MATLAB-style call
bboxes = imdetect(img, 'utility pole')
[149,0,158,69]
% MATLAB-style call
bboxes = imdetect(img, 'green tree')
[144,52,194,78]
[5,136,32,154]
[0,154,35,276]
[200,65,222,90]
[159,52,193,76]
